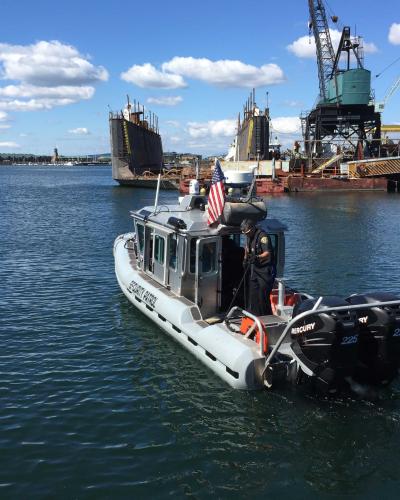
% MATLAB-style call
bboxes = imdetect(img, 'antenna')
[153,174,161,214]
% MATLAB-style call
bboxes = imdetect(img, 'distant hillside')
[0,152,111,158]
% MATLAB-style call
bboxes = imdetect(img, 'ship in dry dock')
[109,97,164,186]
[234,88,270,161]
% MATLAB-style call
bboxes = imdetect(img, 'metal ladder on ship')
[122,119,131,156]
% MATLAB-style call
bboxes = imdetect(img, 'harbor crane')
[302,0,381,160]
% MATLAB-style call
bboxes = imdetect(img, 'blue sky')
[0,0,399,156]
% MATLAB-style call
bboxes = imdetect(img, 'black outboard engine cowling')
[346,292,400,386]
[291,296,359,394]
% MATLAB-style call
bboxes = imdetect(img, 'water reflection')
[1,166,400,497]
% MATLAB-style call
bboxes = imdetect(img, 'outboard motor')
[290,297,359,394]
[346,292,400,386]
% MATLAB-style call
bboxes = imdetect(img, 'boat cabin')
[131,194,286,319]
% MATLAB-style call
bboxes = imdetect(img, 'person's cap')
[240,219,256,234]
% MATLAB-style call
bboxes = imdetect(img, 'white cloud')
[389,23,400,44]
[363,42,378,53]
[287,34,316,58]
[187,141,210,149]
[0,98,77,111]
[162,57,285,87]
[0,141,20,148]
[147,96,183,106]
[284,100,304,108]
[271,116,302,134]
[187,139,230,154]
[0,85,94,111]
[121,63,186,89]
[165,120,180,127]
[0,124,11,129]
[269,123,302,149]
[287,29,377,58]
[0,84,94,100]
[68,127,90,135]
[187,119,237,139]
[158,131,182,150]
[121,57,285,89]
[0,111,8,121]
[0,41,108,85]
[0,41,107,112]
[161,118,238,155]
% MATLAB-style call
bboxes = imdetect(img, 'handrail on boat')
[225,306,266,357]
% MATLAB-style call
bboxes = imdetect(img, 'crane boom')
[375,74,400,112]
[384,74,400,105]
[308,0,336,100]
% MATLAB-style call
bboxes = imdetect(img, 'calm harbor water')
[1,165,400,498]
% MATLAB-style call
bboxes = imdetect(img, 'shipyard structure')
[234,89,270,161]
[302,0,381,160]
[109,97,163,185]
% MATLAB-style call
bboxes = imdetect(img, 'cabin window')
[189,238,197,273]
[182,238,186,274]
[169,233,178,270]
[201,241,217,273]
[137,223,145,253]
[146,229,154,272]
[154,234,165,264]
[189,237,198,273]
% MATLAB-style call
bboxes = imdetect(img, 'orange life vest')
[270,291,301,314]
[239,317,268,354]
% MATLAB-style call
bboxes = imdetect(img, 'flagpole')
[207,158,225,226]
[153,173,161,214]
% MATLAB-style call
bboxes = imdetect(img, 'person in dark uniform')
[240,219,275,316]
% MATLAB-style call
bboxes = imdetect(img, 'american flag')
[207,159,225,225]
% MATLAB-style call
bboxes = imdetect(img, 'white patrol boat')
[114,188,400,394]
